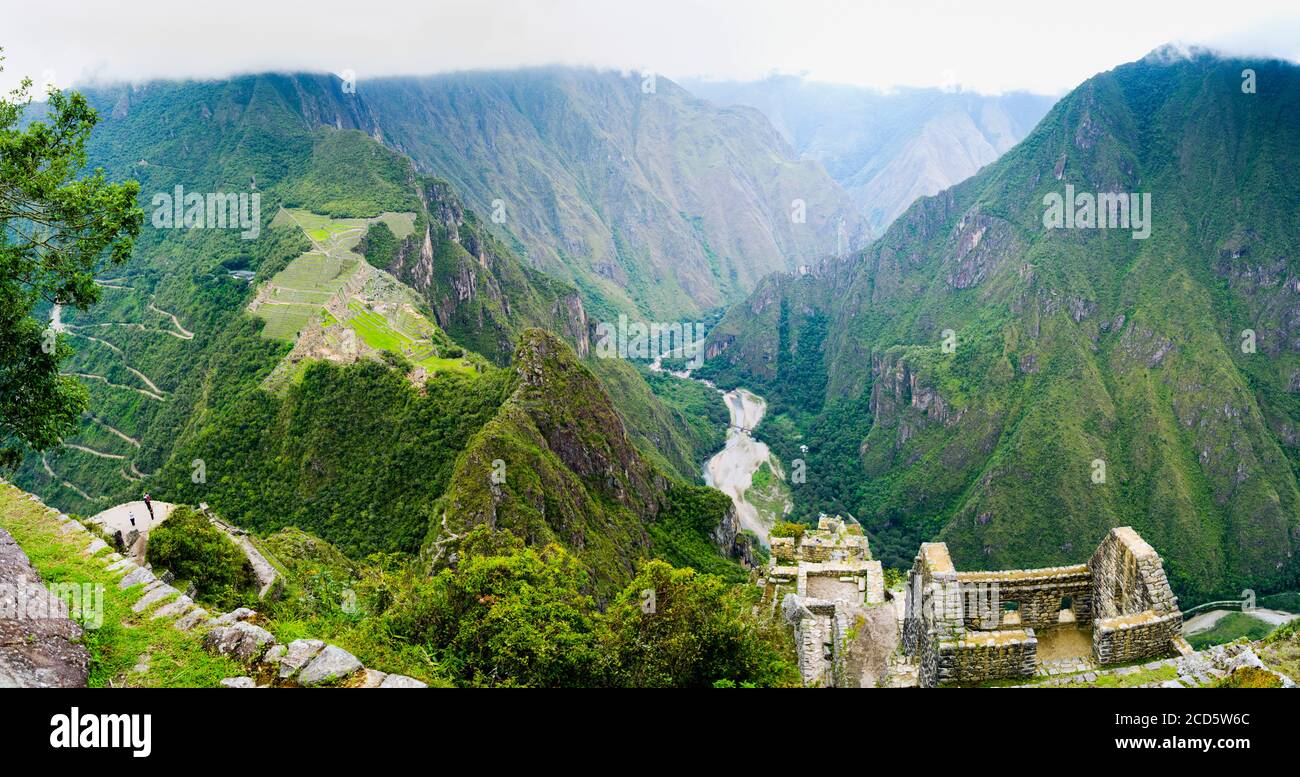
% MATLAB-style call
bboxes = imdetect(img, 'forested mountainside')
[684,76,1055,236]
[12,76,736,583]
[348,68,866,320]
[699,48,1300,603]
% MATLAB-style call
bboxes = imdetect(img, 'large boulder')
[378,674,428,688]
[203,621,276,663]
[297,645,363,686]
[0,528,90,687]
[275,639,325,680]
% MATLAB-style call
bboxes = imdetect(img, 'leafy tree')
[0,55,142,467]
[378,528,598,687]
[596,559,798,687]
[358,220,398,269]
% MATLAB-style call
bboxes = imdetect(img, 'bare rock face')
[711,502,756,568]
[0,528,90,688]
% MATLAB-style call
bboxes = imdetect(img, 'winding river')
[651,355,787,546]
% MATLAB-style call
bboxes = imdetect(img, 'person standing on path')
[143,492,155,523]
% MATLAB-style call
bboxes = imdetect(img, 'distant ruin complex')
[761,516,887,686]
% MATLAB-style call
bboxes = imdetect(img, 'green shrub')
[145,506,256,609]
[1212,666,1283,688]
[769,521,806,542]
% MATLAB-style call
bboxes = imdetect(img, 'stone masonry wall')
[1088,527,1179,618]
[904,543,966,687]
[939,630,1038,684]
[1094,611,1183,664]
[956,566,1092,630]
[906,527,1182,684]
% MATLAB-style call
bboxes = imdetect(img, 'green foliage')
[650,484,747,581]
[157,360,515,557]
[359,220,399,269]
[596,559,798,687]
[1,66,143,467]
[1263,616,1300,644]
[278,130,419,217]
[1259,592,1300,613]
[1211,666,1283,688]
[145,505,256,609]
[1186,612,1276,650]
[363,529,795,687]
[769,521,805,541]
[379,529,599,687]
[589,357,725,479]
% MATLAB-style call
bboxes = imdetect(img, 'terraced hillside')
[250,208,478,388]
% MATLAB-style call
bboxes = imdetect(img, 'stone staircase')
[13,488,427,689]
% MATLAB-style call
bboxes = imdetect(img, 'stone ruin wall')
[905,527,1182,687]
[1088,527,1182,664]
[767,517,885,687]
[938,631,1038,684]
[955,565,1092,631]
[1093,610,1184,665]
[903,543,975,688]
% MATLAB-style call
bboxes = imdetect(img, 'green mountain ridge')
[427,328,748,599]
[12,76,732,578]
[700,48,1300,603]
[683,77,1056,236]
[304,67,868,319]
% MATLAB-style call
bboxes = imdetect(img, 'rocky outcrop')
[203,620,276,663]
[711,502,756,568]
[0,524,90,688]
[387,179,591,364]
[868,350,964,446]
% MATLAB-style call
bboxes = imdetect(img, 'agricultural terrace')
[253,209,416,341]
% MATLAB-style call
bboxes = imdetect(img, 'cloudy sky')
[4,0,1299,96]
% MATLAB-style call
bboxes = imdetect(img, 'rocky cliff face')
[0,525,90,688]
[387,179,591,363]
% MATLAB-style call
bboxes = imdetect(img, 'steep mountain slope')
[12,75,712,523]
[349,68,866,319]
[426,329,747,599]
[685,77,1054,236]
[700,49,1300,601]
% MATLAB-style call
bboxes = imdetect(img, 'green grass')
[254,247,362,341]
[347,302,407,352]
[0,483,244,687]
[1084,664,1179,688]
[257,303,322,341]
[1187,611,1276,650]
[343,301,475,375]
